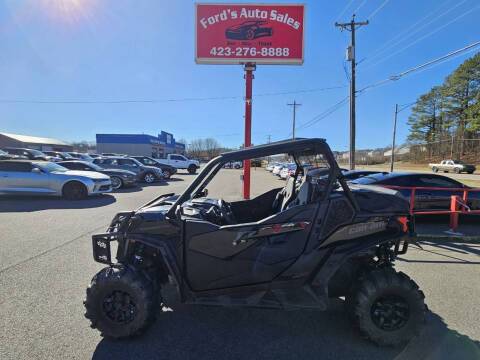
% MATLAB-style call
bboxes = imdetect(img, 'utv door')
[184,204,317,291]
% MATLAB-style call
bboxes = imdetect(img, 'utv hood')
[349,184,410,215]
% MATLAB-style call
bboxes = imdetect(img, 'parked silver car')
[0,160,112,200]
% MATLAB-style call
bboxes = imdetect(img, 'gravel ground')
[0,168,478,360]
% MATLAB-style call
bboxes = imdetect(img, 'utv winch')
[84,138,426,346]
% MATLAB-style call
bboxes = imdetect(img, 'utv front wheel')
[346,269,426,347]
[84,265,158,338]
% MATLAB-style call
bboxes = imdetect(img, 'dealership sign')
[195,3,305,65]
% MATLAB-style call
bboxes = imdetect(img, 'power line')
[293,96,350,133]
[0,85,346,105]
[352,0,368,16]
[361,0,461,66]
[364,4,480,69]
[366,0,391,21]
[335,0,356,22]
[357,40,480,95]
[289,41,480,137]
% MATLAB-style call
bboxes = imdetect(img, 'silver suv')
[93,157,163,183]
[0,160,112,200]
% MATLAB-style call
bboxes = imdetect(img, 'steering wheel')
[218,199,236,225]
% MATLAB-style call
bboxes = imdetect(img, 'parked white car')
[156,154,200,174]
[266,162,280,171]
[272,164,285,176]
[0,160,111,200]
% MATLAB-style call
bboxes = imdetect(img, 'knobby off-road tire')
[345,268,426,347]
[188,165,197,174]
[84,265,159,338]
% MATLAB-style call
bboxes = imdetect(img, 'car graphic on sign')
[225,20,274,40]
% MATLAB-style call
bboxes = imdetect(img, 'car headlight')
[121,174,131,178]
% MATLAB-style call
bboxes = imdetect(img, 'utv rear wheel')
[63,181,88,200]
[346,269,426,347]
[188,165,196,174]
[84,265,158,338]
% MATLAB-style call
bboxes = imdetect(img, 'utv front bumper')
[92,211,134,264]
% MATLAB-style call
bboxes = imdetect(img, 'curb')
[417,233,480,244]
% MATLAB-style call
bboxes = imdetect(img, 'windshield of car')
[29,149,46,156]
[81,153,93,160]
[0,150,7,155]
[88,163,103,171]
[35,162,69,173]
[61,152,74,159]
[131,158,144,167]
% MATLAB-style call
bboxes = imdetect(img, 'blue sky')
[0,0,478,151]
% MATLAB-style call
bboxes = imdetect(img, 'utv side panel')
[184,205,317,291]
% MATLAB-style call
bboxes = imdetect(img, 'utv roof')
[219,138,329,162]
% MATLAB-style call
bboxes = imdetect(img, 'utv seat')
[288,179,313,208]
[272,177,296,212]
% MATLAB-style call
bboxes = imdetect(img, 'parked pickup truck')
[156,154,200,174]
[429,159,476,174]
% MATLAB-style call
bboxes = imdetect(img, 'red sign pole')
[243,63,255,199]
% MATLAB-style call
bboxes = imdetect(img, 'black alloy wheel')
[103,290,136,324]
[370,295,409,331]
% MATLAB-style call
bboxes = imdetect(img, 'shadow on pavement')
[0,194,116,213]
[114,186,143,193]
[166,178,184,182]
[421,240,480,257]
[91,288,479,360]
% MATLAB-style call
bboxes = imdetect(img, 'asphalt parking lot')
[1,168,479,360]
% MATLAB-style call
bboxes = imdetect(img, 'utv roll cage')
[165,138,359,218]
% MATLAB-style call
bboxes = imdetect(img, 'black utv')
[84,138,426,346]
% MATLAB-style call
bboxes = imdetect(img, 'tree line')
[407,52,480,161]
[185,138,224,160]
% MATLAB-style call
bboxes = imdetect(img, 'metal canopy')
[219,138,328,161]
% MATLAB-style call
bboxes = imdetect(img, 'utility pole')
[390,104,398,172]
[266,134,271,143]
[287,100,302,139]
[335,15,369,170]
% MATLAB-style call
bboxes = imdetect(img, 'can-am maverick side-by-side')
[84,138,426,346]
